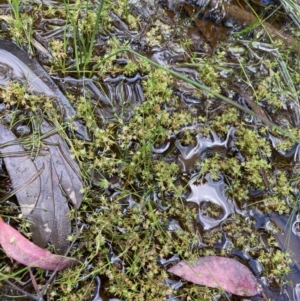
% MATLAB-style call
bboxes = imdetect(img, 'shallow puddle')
[0,0,300,300]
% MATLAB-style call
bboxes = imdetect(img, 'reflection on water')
[54,73,145,126]
[0,49,54,95]
[187,173,236,230]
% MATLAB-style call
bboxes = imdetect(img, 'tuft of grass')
[63,0,106,76]
[7,0,33,48]
[280,0,300,28]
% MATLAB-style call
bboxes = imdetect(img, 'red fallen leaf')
[0,217,76,271]
[168,256,260,297]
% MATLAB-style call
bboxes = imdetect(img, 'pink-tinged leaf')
[168,256,260,297]
[0,217,76,271]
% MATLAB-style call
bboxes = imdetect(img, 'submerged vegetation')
[0,0,300,300]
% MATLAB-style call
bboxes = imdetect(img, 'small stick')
[3,279,41,301]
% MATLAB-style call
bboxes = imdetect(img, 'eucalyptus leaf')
[168,256,260,296]
[0,216,76,270]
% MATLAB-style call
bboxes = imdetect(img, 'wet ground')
[0,0,300,300]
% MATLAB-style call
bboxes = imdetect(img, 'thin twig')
[4,279,41,301]
[37,225,83,297]
[0,165,45,203]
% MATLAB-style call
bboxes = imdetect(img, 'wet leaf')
[0,216,76,271]
[168,256,260,296]
[0,121,82,254]
[40,120,83,209]
[27,120,81,254]
[27,150,71,254]
[0,124,40,216]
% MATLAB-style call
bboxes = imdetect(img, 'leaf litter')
[0,120,83,255]
[0,123,41,216]
[0,216,76,271]
[168,256,260,297]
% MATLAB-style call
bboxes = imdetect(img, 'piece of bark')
[27,153,55,249]
[0,121,82,254]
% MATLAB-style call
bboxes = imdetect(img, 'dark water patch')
[182,0,300,54]
[268,133,300,163]
[54,73,145,126]
[110,12,139,38]
[89,276,125,301]
[0,284,34,301]
[11,123,32,137]
[103,73,145,121]
[175,127,236,172]
[250,209,300,299]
